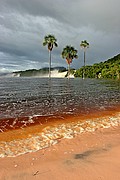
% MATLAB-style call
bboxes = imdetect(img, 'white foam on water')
[0,113,120,158]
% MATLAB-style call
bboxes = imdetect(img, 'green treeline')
[74,54,120,80]
[14,54,120,79]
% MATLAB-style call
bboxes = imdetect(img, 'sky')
[0,0,120,72]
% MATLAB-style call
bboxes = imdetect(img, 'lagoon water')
[0,77,120,119]
[0,77,120,157]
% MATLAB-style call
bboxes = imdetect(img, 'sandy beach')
[0,0,120,178]
[0,124,120,180]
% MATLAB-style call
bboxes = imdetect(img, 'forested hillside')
[74,54,120,79]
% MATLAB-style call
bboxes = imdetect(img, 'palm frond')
[80,40,89,49]
[43,34,58,51]
[43,41,47,46]
[61,45,78,63]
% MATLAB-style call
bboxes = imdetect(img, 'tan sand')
[0,125,120,180]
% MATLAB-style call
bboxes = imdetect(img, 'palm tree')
[61,45,78,78]
[80,40,89,79]
[43,34,58,78]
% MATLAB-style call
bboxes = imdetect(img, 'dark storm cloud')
[1,0,120,32]
[0,0,120,72]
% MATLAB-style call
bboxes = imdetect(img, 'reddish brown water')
[0,78,120,157]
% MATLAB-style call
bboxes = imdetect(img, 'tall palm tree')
[43,34,58,78]
[61,45,78,78]
[80,40,89,79]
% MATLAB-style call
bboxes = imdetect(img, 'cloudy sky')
[0,0,120,72]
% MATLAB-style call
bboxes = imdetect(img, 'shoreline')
[0,125,120,179]
[0,105,120,133]
[1,105,120,133]
[0,109,120,158]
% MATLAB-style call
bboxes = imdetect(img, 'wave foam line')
[0,113,120,158]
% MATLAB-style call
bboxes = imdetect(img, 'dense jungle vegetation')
[74,54,120,79]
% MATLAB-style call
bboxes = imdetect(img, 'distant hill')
[13,67,67,77]
[13,54,120,79]
[74,54,120,79]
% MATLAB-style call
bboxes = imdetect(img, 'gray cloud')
[1,0,119,32]
[0,0,120,72]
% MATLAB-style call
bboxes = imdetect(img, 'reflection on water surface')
[0,78,120,119]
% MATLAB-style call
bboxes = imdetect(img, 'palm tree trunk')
[49,50,51,78]
[68,63,70,78]
[83,50,86,79]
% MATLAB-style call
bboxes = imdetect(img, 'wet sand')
[0,124,120,180]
